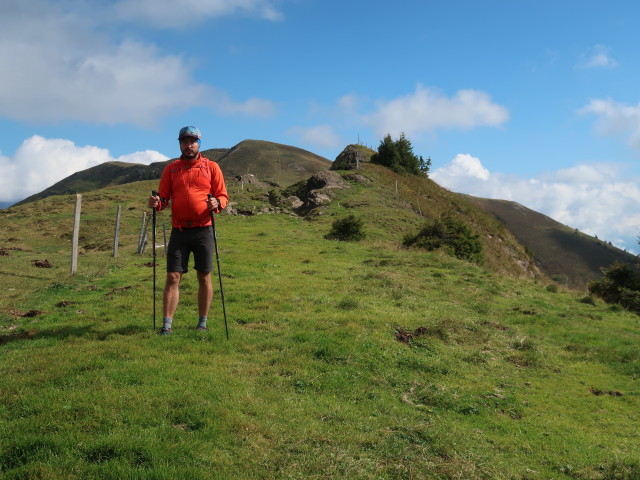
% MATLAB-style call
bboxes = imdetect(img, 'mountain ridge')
[461,194,637,288]
[13,140,330,206]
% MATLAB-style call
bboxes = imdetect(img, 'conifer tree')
[371,133,423,175]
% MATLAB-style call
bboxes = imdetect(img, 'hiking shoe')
[158,327,172,335]
[196,326,209,331]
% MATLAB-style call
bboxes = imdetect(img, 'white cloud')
[0,1,275,126]
[364,84,509,138]
[0,136,168,203]
[287,125,344,149]
[580,98,640,149]
[578,44,618,69]
[432,155,640,252]
[215,93,276,118]
[117,150,170,165]
[114,0,283,28]
[435,154,490,181]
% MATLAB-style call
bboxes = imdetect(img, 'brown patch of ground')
[481,320,509,331]
[395,326,430,344]
[32,259,53,268]
[590,387,623,397]
[512,306,536,315]
[106,285,134,296]
[10,309,44,318]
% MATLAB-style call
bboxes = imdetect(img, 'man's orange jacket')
[156,153,229,229]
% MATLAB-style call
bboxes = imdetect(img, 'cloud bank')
[432,154,640,251]
[0,136,168,203]
[0,1,275,126]
[581,98,640,149]
[287,125,344,149]
[114,0,283,28]
[364,84,509,138]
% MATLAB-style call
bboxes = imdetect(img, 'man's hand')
[207,196,219,211]
[148,194,160,209]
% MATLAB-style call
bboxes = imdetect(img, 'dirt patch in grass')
[9,309,44,318]
[56,300,76,308]
[481,320,509,331]
[590,387,623,397]
[395,326,434,344]
[31,259,53,268]
[105,285,135,296]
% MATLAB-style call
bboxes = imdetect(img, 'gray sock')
[163,317,173,330]
[197,316,207,328]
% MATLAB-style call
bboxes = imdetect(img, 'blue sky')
[2,0,640,251]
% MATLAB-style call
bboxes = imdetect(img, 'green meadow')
[0,170,639,479]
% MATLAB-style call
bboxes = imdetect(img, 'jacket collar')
[178,152,203,166]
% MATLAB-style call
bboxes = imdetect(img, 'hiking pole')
[208,194,229,339]
[151,190,158,331]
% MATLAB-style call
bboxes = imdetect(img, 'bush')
[579,295,597,306]
[588,262,640,313]
[324,215,365,242]
[403,215,483,264]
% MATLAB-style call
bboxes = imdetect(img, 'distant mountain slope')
[462,195,637,289]
[13,140,329,206]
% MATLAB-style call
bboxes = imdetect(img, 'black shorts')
[166,227,213,274]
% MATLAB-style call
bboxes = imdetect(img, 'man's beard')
[181,147,199,159]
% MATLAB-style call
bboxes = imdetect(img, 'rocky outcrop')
[279,170,350,214]
[232,174,270,189]
[330,145,374,171]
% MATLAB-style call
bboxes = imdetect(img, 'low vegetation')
[324,215,366,241]
[589,262,640,313]
[1,169,639,479]
[403,214,484,264]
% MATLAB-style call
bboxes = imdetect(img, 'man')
[148,126,228,335]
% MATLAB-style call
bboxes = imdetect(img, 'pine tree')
[371,133,424,175]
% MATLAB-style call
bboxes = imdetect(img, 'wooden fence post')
[137,211,147,254]
[70,194,81,275]
[113,205,121,257]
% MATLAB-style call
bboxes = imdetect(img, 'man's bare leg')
[196,271,213,329]
[160,272,182,333]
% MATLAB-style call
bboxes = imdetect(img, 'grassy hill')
[215,139,332,187]
[463,195,638,289]
[1,166,639,479]
[14,140,329,206]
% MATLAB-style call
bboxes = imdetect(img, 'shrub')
[579,295,597,306]
[403,215,483,263]
[324,215,365,242]
[588,262,640,313]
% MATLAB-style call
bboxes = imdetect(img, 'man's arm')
[209,163,228,212]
